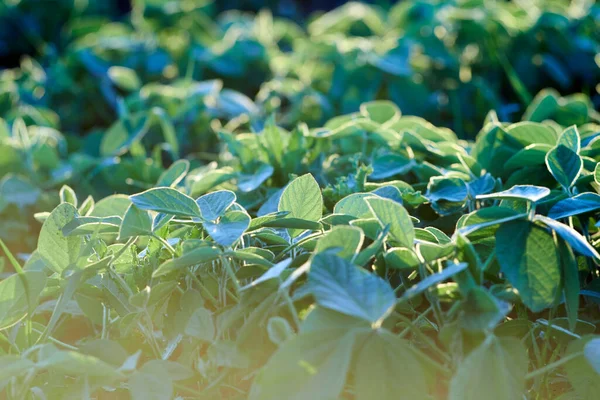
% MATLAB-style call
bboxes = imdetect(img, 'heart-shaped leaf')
[118,204,153,240]
[367,197,414,248]
[204,210,250,247]
[496,220,561,312]
[307,253,396,323]
[196,190,236,222]
[449,336,528,400]
[546,145,582,190]
[130,188,201,218]
[278,174,323,237]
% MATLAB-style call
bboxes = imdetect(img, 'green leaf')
[240,259,292,290]
[59,185,78,207]
[0,355,35,380]
[583,338,600,374]
[307,253,396,323]
[301,307,370,333]
[546,145,582,190]
[227,248,273,268]
[153,360,194,381]
[384,247,420,270]
[278,174,323,237]
[189,167,236,196]
[101,113,150,157]
[360,100,400,124]
[185,307,214,341]
[367,197,414,248]
[204,210,250,246]
[152,213,173,232]
[354,226,389,267]
[315,225,364,260]
[523,89,558,122]
[38,347,121,378]
[130,187,201,218]
[267,317,294,345]
[108,66,141,91]
[496,220,561,312]
[418,242,454,263]
[477,185,550,203]
[505,144,553,172]
[151,108,179,157]
[118,204,153,240]
[38,203,82,273]
[62,216,122,236]
[129,361,173,400]
[370,154,414,180]
[41,271,86,340]
[457,206,523,240]
[557,126,580,153]
[467,174,496,197]
[535,215,599,259]
[372,185,403,203]
[260,217,322,231]
[594,164,600,185]
[506,122,557,147]
[0,175,40,207]
[400,261,468,302]
[196,190,236,222]
[238,163,274,192]
[261,121,285,171]
[90,194,131,218]
[449,336,528,400]
[355,330,428,400]
[208,341,249,369]
[426,177,468,215]
[249,330,357,400]
[565,335,600,400]
[78,195,94,216]
[153,244,221,277]
[78,339,129,367]
[334,193,377,218]
[156,159,189,187]
[0,271,46,330]
[548,193,600,219]
[459,287,510,332]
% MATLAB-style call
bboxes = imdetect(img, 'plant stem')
[279,288,301,329]
[393,311,451,363]
[398,306,433,338]
[152,234,176,256]
[525,351,583,380]
[221,256,241,294]
[188,270,219,306]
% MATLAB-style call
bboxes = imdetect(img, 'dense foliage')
[1,1,600,399]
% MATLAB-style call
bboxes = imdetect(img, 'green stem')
[152,234,176,256]
[393,311,451,363]
[30,328,78,351]
[0,239,24,274]
[398,306,433,338]
[221,256,241,295]
[414,248,445,328]
[279,288,301,329]
[187,271,219,307]
[525,351,583,380]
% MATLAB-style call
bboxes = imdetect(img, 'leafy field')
[1,1,600,399]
